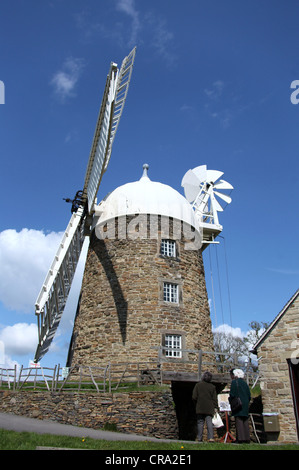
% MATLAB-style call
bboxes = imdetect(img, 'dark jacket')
[229,378,251,417]
[192,381,218,416]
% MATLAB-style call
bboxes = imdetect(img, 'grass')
[0,429,299,451]
[250,384,261,397]
[0,381,170,393]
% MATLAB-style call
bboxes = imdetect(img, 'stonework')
[255,291,299,442]
[0,390,178,439]
[67,215,214,370]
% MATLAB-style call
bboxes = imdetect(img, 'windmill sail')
[83,47,136,215]
[104,46,136,170]
[34,48,136,362]
[181,165,233,247]
[34,208,85,361]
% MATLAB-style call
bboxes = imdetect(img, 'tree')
[244,321,269,351]
[213,329,248,372]
[213,321,269,373]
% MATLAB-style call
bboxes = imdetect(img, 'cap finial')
[140,163,150,180]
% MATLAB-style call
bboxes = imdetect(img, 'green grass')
[0,382,170,393]
[250,384,261,397]
[0,429,298,451]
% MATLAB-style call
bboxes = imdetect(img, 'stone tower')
[67,165,214,368]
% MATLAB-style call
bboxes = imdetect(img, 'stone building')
[67,165,214,371]
[252,289,299,442]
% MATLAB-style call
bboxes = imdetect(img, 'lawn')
[0,428,298,451]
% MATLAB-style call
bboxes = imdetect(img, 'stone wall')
[0,389,179,440]
[257,295,299,443]
[68,215,214,370]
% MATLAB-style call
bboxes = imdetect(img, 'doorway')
[171,382,197,440]
[287,359,299,440]
[171,380,227,440]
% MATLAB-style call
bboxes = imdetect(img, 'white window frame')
[163,282,179,303]
[165,334,182,358]
[161,239,176,257]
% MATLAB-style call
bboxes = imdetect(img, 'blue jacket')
[229,378,251,417]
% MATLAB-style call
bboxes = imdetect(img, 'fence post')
[17,365,23,390]
[137,362,140,387]
[198,350,203,380]
[55,364,60,391]
[13,364,17,391]
[52,365,57,392]
[103,365,107,393]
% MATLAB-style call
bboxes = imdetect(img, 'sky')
[1,0,299,370]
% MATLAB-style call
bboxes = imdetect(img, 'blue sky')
[0,0,299,369]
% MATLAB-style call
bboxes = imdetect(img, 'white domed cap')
[94,164,200,232]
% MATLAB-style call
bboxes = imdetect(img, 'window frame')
[160,239,176,258]
[163,281,179,304]
[164,333,182,358]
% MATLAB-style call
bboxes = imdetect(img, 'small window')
[165,334,182,358]
[163,282,179,303]
[161,239,176,257]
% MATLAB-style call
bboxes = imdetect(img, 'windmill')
[181,164,233,247]
[34,48,136,363]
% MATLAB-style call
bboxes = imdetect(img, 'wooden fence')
[0,348,259,393]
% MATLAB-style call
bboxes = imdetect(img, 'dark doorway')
[287,359,299,440]
[171,382,197,440]
[171,380,227,441]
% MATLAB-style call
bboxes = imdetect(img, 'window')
[165,334,182,358]
[161,239,176,257]
[163,282,179,303]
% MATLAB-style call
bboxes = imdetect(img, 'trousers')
[197,414,213,441]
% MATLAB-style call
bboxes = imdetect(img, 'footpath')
[0,412,179,443]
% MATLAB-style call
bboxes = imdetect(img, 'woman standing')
[229,368,251,443]
[192,371,218,442]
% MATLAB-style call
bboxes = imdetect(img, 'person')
[229,368,251,443]
[192,371,218,442]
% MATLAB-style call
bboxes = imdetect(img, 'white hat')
[233,369,244,378]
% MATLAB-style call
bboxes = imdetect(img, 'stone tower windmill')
[66,164,216,368]
[33,49,233,375]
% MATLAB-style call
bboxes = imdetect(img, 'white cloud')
[204,82,234,129]
[0,352,20,372]
[116,0,141,46]
[204,80,225,100]
[50,57,85,101]
[180,104,193,112]
[213,323,245,338]
[0,227,89,365]
[114,1,176,65]
[266,267,299,275]
[0,323,37,356]
[0,228,63,312]
[150,19,176,66]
